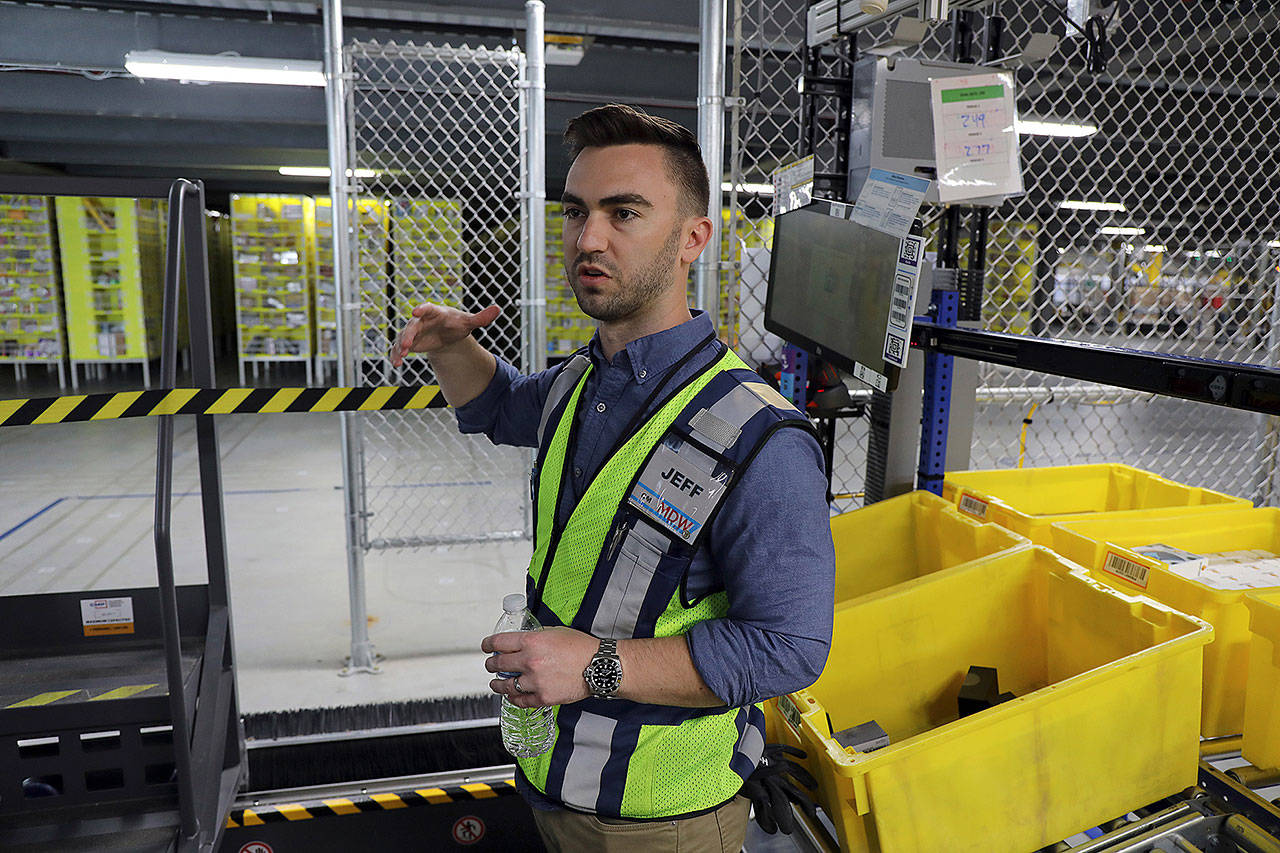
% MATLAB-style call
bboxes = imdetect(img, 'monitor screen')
[764,201,911,391]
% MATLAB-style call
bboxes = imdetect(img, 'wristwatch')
[583,638,623,699]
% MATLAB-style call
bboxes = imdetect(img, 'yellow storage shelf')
[769,546,1211,853]
[830,490,1028,606]
[943,463,1249,544]
[1050,507,1280,737]
[1244,589,1280,769]
[0,194,64,365]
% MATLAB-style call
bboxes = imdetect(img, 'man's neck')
[597,301,694,362]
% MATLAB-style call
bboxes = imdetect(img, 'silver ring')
[513,677,531,695]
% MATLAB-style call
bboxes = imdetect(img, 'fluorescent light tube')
[1142,244,1167,253]
[1267,240,1280,249]
[723,181,776,196]
[279,167,379,178]
[125,50,324,86]
[1017,119,1099,137]
[1205,249,1223,258]
[1099,226,1144,236]
[1059,200,1126,212]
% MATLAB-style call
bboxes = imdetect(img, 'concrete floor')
[0,402,531,715]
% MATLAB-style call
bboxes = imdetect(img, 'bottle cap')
[503,593,526,613]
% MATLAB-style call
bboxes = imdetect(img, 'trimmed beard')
[567,225,684,323]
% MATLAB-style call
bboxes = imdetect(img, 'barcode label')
[887,272,915,330]
[1102,551,1150,588]
[778,694,803,736]
[958,493,988,519]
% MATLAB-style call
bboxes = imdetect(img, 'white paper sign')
[851,169,931,239]
[772,155,815,217]
[929,72,1024,203]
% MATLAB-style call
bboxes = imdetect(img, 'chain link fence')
[730,2,1280,506]
[728,0,872,511]
[345,41,531,548]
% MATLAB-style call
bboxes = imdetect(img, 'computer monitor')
[764,200,919,392]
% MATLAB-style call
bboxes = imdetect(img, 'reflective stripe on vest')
[518,346,787,818]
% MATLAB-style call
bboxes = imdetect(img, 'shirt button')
[596,402,607,413]
[639,369,647,379]
[574,467,583,478]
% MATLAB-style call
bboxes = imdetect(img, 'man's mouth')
[577,264,610,282]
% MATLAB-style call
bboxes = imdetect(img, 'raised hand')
[391,303,500,367]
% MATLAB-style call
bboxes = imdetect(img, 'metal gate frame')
[323,1,546,674]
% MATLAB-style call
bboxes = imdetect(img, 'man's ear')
[680,216,714,265]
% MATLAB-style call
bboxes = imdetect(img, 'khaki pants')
[531,796,751,853]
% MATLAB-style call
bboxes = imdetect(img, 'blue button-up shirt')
[456,311,835,709]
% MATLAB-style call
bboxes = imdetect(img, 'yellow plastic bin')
[942,463,1249,545]
[769,546,1211,853]
[1243,590,1280,768]
[830,490,1029,606]
[1050,507,1280,737]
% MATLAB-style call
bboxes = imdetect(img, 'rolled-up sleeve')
[455,356,558,449]
[685,425,835,708]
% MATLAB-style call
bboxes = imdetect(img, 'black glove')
[741,743,819,835]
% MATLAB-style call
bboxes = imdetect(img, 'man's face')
[561,143,687,323]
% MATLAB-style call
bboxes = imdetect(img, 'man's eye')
[563,208,584,219]
[615,209,637,221]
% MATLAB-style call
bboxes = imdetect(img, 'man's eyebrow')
[559,192,654,209]
[600,193,653,208]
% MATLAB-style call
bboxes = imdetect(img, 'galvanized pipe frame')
[695,0,726,322]
[323,0,380,676]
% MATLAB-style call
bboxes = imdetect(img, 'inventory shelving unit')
[314,196,391,382]
[56,196,166,390]
[543,201,595,358]
[230,194,314,386]
[0,194,65,387]
[389,198,465,374]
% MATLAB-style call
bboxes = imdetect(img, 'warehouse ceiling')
[0,0,727,202]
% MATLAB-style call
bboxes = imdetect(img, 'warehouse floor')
[0,401,529,715]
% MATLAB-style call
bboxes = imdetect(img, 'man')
[393,104,834,852]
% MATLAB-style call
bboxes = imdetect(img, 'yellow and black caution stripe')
[3,683,162,708]
[225,780,517,828]
[0,385,446,428]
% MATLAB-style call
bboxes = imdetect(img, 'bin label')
[778,694,803,737]
[80,596,134,636]
[957,493,988,519]
[1102,551,1150,589]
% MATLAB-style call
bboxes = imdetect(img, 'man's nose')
[576,213,609,254]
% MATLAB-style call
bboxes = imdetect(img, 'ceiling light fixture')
[1017,119,1099,137]
[1059,200,1126,212]
[125,50,324,86]
[1142,244,1168,253]
[279,167,378,179]
[723,181,776,196]
[1267,240,1280,249]
[1206,249,1223,258]
[1099,226,1144,236]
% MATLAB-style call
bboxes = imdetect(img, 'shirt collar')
[588,310,717,385]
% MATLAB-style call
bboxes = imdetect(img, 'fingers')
[767,780,796,835]
[480,632,526,655]
[470,304,501,328]
[489,677,542,707]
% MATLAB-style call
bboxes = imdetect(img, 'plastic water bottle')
[494,593,556,758]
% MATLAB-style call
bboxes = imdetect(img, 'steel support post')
[695,0,726,320]
[918,290,959,495]
[524,1,547,376]
[323,0,377,675]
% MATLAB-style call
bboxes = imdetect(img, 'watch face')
[587,658,623,695]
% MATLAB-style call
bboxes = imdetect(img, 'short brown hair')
[564,104,710,218]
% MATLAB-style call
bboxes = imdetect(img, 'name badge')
[627,444,722,541]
